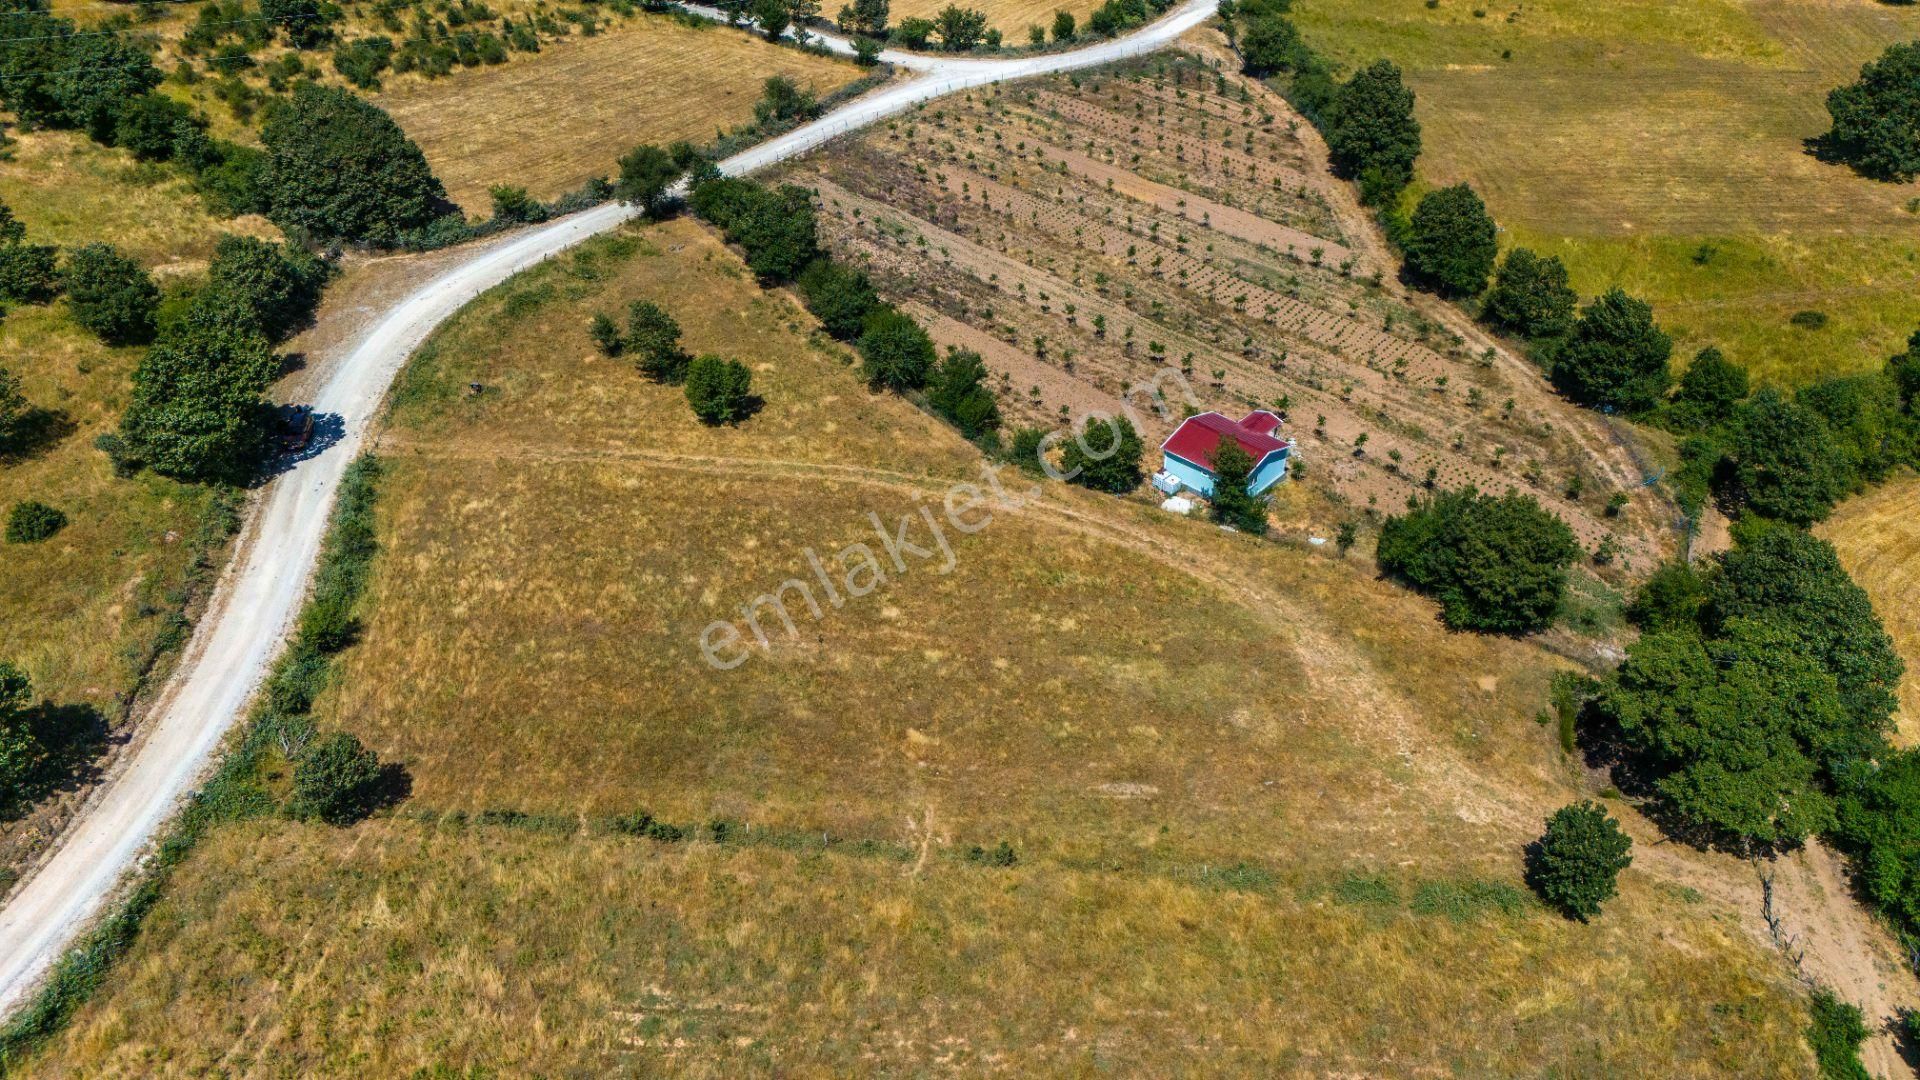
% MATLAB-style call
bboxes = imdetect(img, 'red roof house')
[1157,411,1295,497]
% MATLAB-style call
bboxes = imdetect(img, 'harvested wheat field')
[15,215,1825,1076]
[1290,0,1920,387]
[1822,472,1920,741]
[377,16,865,212]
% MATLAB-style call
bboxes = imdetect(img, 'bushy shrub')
[687,176,818,283]
[684,354,755,424]
[0,241,62,305]
[5,500,66,543]
[626,300,690,383]
[331,36,395,89]
[1525,801,1632,921]
[1804,988,1872,1080]
[1060,415,1144,493]
[1376,487,1579,633]
[796,257,878,339]
[110,93,210,164]
[63,243,158,346]
[856,305,935,391]
[926,346,1000,437]
[1482,248,1576,339]
[287,731,386,825]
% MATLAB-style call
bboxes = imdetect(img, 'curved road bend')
[0,0,1220,1019]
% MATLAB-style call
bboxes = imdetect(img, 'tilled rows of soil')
[785,57,1667,565]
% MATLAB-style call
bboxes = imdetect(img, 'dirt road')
[0,0,1223,1019]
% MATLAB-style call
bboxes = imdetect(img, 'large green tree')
[0,1,162,136]
[1325,60,1421,204]
[0,660,36,811]
[1061,415,1144,493]
[259,82,447,246]
[1602,618,1844,847]
[203,235,331,343]
[0,364,28,454]
[1375,487,1579,633]
[857,306,935,391]
[1403,183,1497,298]
[1669,346,1748,429]
[1526,801,1632,921]
[1819,40,1920,182]
[1551,288,1672,412]
[63,243,158,346]
[1207,440,1269,535]
[614,143,683,217]
[1723,388,1852,524]
[1707,521,1904,745]
[119,300,279,481]
[1482,248,1577,339]
[1796,372,1916,488]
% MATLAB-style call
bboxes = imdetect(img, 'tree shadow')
[1,701,111,822]
[373,760,412,813]
[257,409,346,481]
[0,407,77,465]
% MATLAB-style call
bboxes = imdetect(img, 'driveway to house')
[0,0,1219,1020]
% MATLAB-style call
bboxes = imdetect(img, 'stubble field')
[375,16,866,212]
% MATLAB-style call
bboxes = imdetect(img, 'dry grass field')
[1821,472,1920,742]
[375,17,866,212]
[1292,0,1920,387]
[16,216,1822,1075]
[0,132,276,270]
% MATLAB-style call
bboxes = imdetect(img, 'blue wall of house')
[1162,452,1218,496]
[1161,449,1291,497]
[1250,450,1290,495]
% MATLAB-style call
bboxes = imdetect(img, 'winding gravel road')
[0,0,1219,1020]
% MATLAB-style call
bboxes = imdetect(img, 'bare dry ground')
[1291,0,1920,388]
[376,16,865,213]
[15,216,1825,1076]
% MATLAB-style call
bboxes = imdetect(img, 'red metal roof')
[1238,410,1283,436]
[1161,412,1292,472]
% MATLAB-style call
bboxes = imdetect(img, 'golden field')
[16,217,1817,1075]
